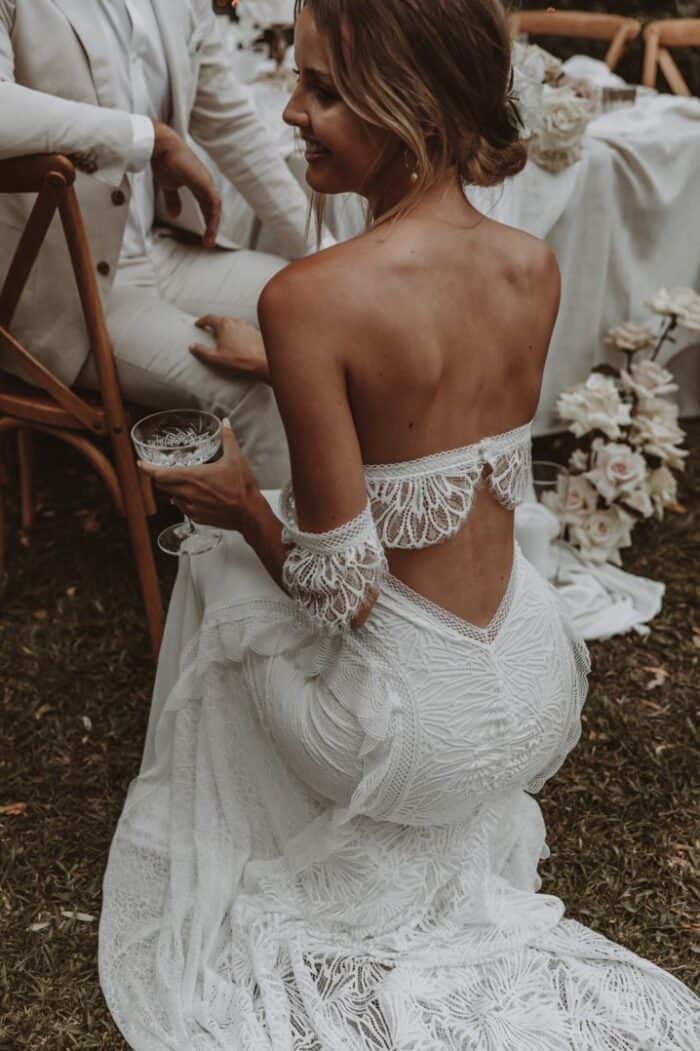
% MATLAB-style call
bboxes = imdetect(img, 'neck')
[370,171,480,227]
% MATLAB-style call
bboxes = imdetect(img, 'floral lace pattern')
[279,423,533,632]
[365,422,533,548]
[99,556,700,1049]
[281,497,387,634]
[98,420,700,1047]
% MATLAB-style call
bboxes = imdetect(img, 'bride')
[100,0,699,1047]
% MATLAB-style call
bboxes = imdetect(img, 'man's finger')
[163,188,182,218]
[195,315,222,333]
[188,342,217,361]
[195,184,222,249]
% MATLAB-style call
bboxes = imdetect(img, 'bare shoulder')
[258,236,378,364]
[495,224,560,304]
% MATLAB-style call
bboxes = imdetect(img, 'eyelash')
[291,68,336,104]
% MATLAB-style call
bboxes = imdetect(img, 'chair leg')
[0,479,5,591]
[111,433,164,657]
[140,472,158,517]
[17,428,35,531]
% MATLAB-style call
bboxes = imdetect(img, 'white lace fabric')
[98,426,700,1048]
[279,423,533,633]
[280,497,387,634]
[99,545,700,1049]
[365,422,533,548]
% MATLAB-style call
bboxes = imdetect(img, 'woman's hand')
[189,315,270,383]
[137,418,265,535]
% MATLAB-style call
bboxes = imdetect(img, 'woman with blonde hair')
[100,1,699,1046]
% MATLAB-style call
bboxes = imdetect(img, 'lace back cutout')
[364,422,532,549]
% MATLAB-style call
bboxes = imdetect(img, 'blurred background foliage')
[512,2,700,95]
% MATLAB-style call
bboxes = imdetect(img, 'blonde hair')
[294,0,527,234]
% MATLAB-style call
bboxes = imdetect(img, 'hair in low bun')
[295,0,527,222]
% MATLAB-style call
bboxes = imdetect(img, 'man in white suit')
[0,0,317,485]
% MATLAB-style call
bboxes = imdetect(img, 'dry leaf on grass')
[642,664,669,690]
[0,802,28,816]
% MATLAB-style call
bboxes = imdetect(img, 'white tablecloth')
[490,94,700,431]
[215,27,700,432]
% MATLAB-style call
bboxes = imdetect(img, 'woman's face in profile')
[283,7,393,198]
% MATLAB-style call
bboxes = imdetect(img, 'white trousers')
[78,230,290,488]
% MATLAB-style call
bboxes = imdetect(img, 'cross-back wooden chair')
[509,10,642,71]
[643,19,700,97]
[0,154,164,656]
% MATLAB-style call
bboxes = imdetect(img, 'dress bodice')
[363,421,533,548]
[280,421,533,632]
[281,421,533,551]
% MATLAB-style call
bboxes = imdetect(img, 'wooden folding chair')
[0,154,164,656]
[643,19,700,97]
[509,10,642,71]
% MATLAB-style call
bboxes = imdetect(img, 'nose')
[283,84,310,129]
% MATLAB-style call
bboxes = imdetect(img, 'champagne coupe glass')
[132,409,223,556]
[532,460,569,583]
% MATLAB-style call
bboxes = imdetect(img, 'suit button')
[96,261,110,277]
[111,189,126,206]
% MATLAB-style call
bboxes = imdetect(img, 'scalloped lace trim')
[365,422,533,549]
[281,499,387,634]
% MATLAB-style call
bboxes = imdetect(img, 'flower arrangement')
[544,287,699,566]
[512,42,592,173]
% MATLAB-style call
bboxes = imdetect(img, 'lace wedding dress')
[100,422,699,1049]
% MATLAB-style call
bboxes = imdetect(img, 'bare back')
[323,200,560,627]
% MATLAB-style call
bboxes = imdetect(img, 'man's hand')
[151,121,222,248]
[189,315,270,383]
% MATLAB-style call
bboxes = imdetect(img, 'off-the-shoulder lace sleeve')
[280,489,387,634]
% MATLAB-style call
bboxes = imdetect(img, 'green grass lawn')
[1,424,698,1048]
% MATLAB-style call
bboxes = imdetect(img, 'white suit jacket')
[0,0,311,385]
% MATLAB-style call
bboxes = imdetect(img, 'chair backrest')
[0,154,125,437]
[510,10,642,70]
[643,19,700,96]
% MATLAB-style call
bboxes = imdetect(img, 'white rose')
[569,505,635,566]
[557,373,632,440]
[623,483,654,518]
[630,413,688,470]
[646,287,700,331]
[584,439,648,502]
[635,395,679,426]
[542,473,598,526]
[604,321,656,354]
[529,85,590,172]
[537,85,590,150]
[568,449,589,472]
[648,465,678,518]
[620,360,678,399]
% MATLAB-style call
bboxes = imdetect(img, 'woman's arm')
[140,259,381,628]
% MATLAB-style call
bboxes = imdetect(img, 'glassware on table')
[533,460,569,505]
[131,409,223,557]
[529,460,569,582]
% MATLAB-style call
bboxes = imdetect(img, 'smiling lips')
[303,137,330,161]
